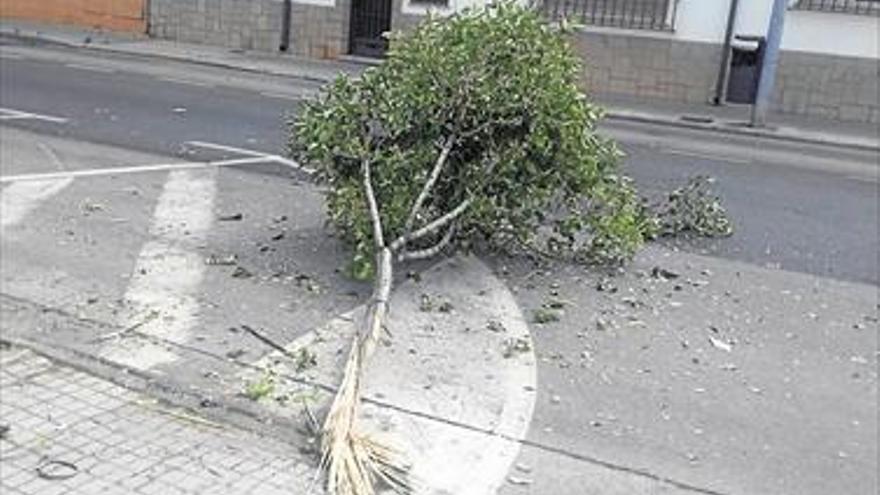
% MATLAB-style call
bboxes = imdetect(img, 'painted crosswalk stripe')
[1,142,73,228]
[0,178,74,228]
[0,156,269,183]
[100,169,217,371]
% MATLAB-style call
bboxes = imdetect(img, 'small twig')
[93,311,159,342]
[239,324,299,361]
[400,136,456,244]
[398,225,456,262]
[302,400,321,436]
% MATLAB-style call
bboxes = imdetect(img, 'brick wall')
[572,28,879,124]
[776,51,879,123]
[149,0,283,52]
[573,30,720,105]
[290,0,350,59]
[0,0,146,33]
[149,0,348,59]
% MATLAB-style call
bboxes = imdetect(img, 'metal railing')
[792,0,880,15]
[540,0,678,31]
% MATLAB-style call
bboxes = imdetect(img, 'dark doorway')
[349,0,392,57]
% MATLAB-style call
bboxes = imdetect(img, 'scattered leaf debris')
[502,337,531,358]
[205,254,238,266]
[218,213,243,221]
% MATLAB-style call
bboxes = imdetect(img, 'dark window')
[410,0,449,6]
[539,0,678,31]
[792,0,880,15]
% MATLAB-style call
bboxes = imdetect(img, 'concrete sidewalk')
[0,346,315,495]
[1,19,877,152]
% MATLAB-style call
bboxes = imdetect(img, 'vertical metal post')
[713,0,740,105]
[279,0,292,52]
[750,0,787,127]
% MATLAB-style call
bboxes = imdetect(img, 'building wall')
[0,0,146,33]
[573,30,721,104]
[149,0,283,52]
[572,27,879,124]
[776,50,879,123]
[142,0,877,123]
[290,0,350,59]
[148,0,348,59]
[571,0,879,124]
[674,0,879,59]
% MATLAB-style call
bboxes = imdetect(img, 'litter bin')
[726,35,765,104]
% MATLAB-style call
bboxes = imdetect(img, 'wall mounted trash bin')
[726,35,766,104]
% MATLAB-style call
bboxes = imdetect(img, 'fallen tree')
[289,3,659,493]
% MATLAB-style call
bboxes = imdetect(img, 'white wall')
[782,9,879,58]
[673,0,879,59]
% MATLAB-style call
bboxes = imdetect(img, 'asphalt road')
[0,41,877,287]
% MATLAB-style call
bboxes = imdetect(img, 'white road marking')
[243,256,536,494]
[0,52,24,60]
[157,77,214,88]
[64,63,116,73]
[184,140,314,174]
[0,178,74,228]
[259,91,304,101]
[0,107,69,124]
[101,169,217,370]
[846,174,879,184]
[1,141,73,228]
[0,156,269,183]
[184,140,272,158]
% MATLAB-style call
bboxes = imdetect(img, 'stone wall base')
[148,0,348,59]
[572,29,879,124]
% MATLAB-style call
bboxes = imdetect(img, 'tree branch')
[399,136,456,247]
[398,197,472,248]
[398,225,456,262]
[361,158,385,248]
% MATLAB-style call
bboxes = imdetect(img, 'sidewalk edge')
[604,110,880,154]
[0,27,338,85]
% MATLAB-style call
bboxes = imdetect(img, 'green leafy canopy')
[289,2,655,275]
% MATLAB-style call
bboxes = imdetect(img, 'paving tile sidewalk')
[0,347,316,495]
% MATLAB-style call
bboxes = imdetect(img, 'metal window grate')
[792,0,880,15]
[539,0,679,31]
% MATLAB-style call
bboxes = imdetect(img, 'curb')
[604,110,880,154]
[0,27,353,86]
[3,27,877,154]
